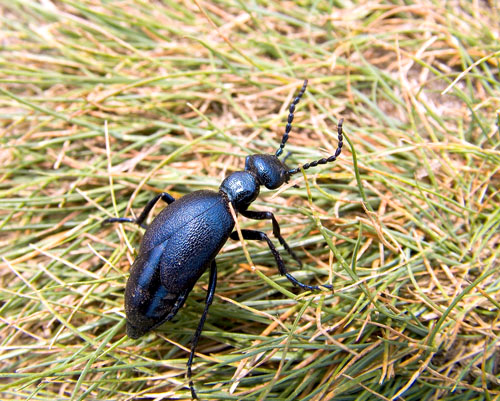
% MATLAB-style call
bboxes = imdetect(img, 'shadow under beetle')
[103,80,344,398]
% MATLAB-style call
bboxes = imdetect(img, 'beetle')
[103,79,344,398]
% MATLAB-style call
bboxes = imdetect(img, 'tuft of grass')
[1,1,499,400]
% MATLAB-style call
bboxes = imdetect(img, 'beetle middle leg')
[240,209,303,268]
[187,259,217,399]
[103,192,175,228]
[230,229,332,291]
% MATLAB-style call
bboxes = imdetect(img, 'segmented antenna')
[288,118,344,175]
[275,79,308,157]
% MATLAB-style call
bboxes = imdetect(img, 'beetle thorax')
[219,171,260,212]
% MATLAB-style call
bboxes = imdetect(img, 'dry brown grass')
[1,1,499,400]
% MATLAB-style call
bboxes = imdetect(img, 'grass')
[1,0,499,400]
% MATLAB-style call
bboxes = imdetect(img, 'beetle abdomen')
[124,190,234,338]
[140,190,231,252]
[125,241,184,338]
[158,196,234,292]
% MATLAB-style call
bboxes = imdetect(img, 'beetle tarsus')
[103,192,175,228]
[230,229,332,291]
[103,216,142,227]
[187,260,217,400]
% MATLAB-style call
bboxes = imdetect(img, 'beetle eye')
[245,154,289,190]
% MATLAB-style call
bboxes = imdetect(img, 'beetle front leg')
[230,229,332,291]
[240,209,303,268]
[187,259,217,399]
[103,192,175,228]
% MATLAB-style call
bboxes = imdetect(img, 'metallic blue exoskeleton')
[103,80,344,398]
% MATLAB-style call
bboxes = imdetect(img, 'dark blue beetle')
[104,80,344,398]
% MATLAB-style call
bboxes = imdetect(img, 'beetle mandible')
[103,79,344,398]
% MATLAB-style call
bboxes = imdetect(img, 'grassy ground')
[1,1,499,400]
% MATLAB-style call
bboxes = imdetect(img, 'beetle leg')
[103,192,175,228]
[230,229,332,291]
[187,259,217,399]
[240,209,303,268]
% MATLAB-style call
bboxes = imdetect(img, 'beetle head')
[245,154,290,190]
[220,80,345,212]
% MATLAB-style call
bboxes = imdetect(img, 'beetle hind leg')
[187,259,217,399]
[230,229,332,291]
[103,192,175,228]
